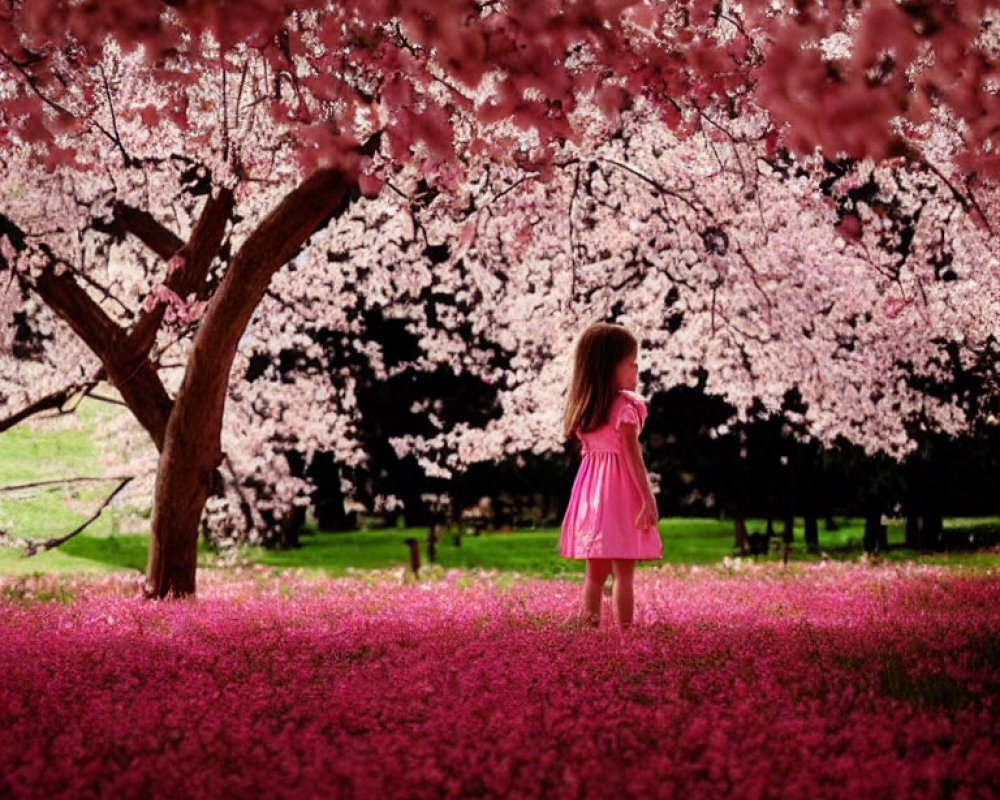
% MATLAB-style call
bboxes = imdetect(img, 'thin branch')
[1,475,134,495]
[0,48,77,119]
[221,57,230,164]
[20,477,134,557]
[64,257,134,318]
[265,287,300,314]
[962,173,995,236]
[87,392,129,408]
[568,163,582,304]
[99,63,131,166]
[0,378,101,434]
[597,156,706,217]
[2,268,15,299]
[732,240,775,313]
[382,180,410,201]
[487,174,533,206]
[235,57,250,120]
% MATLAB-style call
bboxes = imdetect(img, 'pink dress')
[560,390,662,560]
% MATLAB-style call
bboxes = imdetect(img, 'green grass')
[243,516,1000,578]
[256,517,904,578]
[0,395,133,483]
[2,398,1000,578]
[0,396,152,576]
[248,527,582,577]
[2,513,1000,579]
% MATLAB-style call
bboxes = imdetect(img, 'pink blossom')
[883,295,911,320]
[0,563,997,799]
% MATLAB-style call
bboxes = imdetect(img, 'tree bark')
[733,515,748,554]
[0,377,100,433]
[803,514,819,552]
[782,515,794,544]
[32,265,174,450]
[921,512,944,549]
[145,168,355,598]
[863,513,887,553]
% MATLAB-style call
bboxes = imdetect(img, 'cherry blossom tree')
[5,0,1000,597]
[238,109,1000,549]
[750,1,1000,177]
[384,113,998,460]
[5,0,771,596]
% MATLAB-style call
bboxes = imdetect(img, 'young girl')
[560,323,661,627]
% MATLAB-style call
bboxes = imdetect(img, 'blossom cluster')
[1,563,997,799]
[7,1,1000,548]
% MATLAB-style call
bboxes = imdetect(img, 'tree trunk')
[921,512,944,550]
[804,514,819,552]
[308,453,351,531]
[782,515,794,544]
[146,396,219,596]
[733,515,748,554]
[146,167,355,598]
[863,513,887,554]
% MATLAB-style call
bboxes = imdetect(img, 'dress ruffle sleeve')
[613,390,647,431]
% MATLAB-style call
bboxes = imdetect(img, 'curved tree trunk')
[146,167,356,598]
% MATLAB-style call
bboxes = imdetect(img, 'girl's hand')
[635,497,658,530]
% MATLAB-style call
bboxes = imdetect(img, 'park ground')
[2,400,1000,799]
[2,396,999,579]
[1,564,999,799]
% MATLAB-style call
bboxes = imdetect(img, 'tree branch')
[0,48,76,121]
[20,477,134,557]
[100,63,131,167]
[111,203,184,260]
[5,204,211,453]
[0,377,101,434]
[126,187,235,357]
[28,260,173,450]
[1,475,133,494]
[598,156,707,217]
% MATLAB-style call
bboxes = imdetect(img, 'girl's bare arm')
[620,421,658,529]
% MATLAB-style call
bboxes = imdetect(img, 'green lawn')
[248,516,1000,578]
[248,527,577,577]
[3,511,1000,579]
[2,398,1000,577]
[0,396,151,576]
[0,404,106,486]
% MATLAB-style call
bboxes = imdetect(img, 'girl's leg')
[611,559,636,628]
[583,559,612,624]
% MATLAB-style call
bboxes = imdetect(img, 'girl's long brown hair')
[563,323,638,440]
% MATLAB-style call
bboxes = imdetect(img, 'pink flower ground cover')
[1,563,998,800]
